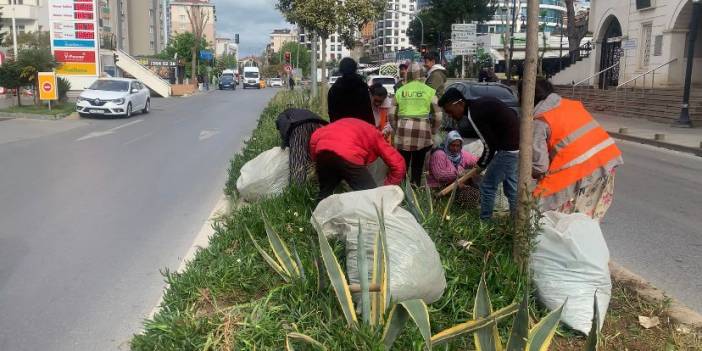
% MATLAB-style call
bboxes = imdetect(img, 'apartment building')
[478,0,567,34]
[169,0,216,46]
[127,0,165,56]
[371,0,418,57]
[269,28,297,53]
[298,27,352,62]
[0,0,49,37]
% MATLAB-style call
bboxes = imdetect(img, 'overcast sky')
[213,0,290,57]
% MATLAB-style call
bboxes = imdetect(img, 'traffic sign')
[451,23,477,32]
[452,41,477,49]
[284,64,292,73]
[452,48,477,55]
[451,31,477,41]
[38,72,58,101]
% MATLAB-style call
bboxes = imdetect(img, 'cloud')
[212,0,291,57]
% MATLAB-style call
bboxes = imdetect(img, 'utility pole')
[674,0,701,128]
[515,0,540,266]
[11,0,18,58]
[507,0,519,81]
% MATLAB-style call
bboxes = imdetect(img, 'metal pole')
[11,0,18,58]
[675,0,701,128]
[559,16,563,71]
[507,0,519,81]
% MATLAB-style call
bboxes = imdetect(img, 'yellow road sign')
[38,72,58,101]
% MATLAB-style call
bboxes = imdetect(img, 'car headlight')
[109,98,125,105]
[77,96,86,102]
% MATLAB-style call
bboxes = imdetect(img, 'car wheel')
[125,103,132,118]
[142,99,150,114]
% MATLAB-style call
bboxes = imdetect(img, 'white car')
[269,78,283,87]
[77,78,151,118]
[367,75,397,96]
[329,76,341,85]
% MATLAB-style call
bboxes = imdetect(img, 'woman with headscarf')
[327,57,375,124]
[276,108,328,185]
[427,131,481,206]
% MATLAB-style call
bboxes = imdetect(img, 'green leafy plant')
[247,211,304,282]
[57,77,71,102]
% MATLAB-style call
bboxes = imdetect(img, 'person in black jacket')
[327,58,374,124]
[276,108,328,184]
[439,87,520,220]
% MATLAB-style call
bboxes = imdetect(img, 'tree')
[564,0,588,61]
[16,48,58,105]
[408,0,495,49]
[16,31,50,49]
[186,5,210,87]
[0,60,28,106]
[279,41,311,77]
[158,32,208,80]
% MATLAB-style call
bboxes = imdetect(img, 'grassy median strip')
[132,90,701,350]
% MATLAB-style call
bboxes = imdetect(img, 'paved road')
[603,140,702,312]
[0,88,277,350]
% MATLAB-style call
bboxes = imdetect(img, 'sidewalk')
[594,113,702,156]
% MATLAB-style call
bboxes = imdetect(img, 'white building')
[551,0,702,88]
[479,0,567,34]
[269,28,298,53]
[0,0,49,38]
[371,0,417,57]
[298,28,352,62]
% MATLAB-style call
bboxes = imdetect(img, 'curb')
[609,261,702,328]
[147,195,233,319]
[609,132,702,157]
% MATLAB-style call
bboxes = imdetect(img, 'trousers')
[315,151,376,201]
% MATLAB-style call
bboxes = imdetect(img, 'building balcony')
[7,4,39,20]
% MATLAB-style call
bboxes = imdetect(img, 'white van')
[242,67,260,89]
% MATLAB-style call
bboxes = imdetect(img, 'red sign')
[54,50,95,63]
[43,82,53,92]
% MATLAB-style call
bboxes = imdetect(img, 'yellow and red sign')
[38,72,58,101]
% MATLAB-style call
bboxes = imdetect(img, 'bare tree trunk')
[565,0,581,62]
[515,0,540,267]
[320,37,328,116]
[191,48,198,88]
[311,31,318,98]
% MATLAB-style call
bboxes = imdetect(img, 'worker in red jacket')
[310,117,406,201]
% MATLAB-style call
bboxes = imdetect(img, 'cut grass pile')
[132,90,701,350]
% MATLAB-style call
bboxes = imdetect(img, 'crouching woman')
[427,131,481,206]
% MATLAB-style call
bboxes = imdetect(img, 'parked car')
[269,78,283,87]
[219,74,236,90]
[76,78,150,118]
[367,75,397,96]
[329,76,341,85]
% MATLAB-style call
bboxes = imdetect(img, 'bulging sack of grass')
[531,211,612,335]
[236,147,289,201]
[312,185,446,303]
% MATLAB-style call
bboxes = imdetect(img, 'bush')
[57,77,71,102]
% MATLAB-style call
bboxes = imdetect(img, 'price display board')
[50,0,99,76]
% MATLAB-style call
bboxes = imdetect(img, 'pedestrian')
[394,63,409,92]
[439,87,520,220]
[427,131,481,207]
[370,83,394,142]
[309,118,406,201]
[479,67,490,83]
[276,108,328,185]
[423,51,448,98]
[393,62,442,186]
[289,76,295,90]
[327,57,374,124]
[524,78,623,220]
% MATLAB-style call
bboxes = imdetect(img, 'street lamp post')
[11,0,18,58]
[675,0,701,128]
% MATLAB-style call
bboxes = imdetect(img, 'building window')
[653,35,663,56]
[640,23,653,67]
[149,26,154,33]
[150,41,155,49]
[337,45,341,51]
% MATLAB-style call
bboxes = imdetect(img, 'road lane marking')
[198,129,220,141]
[75,119,144,141]
[124,132,153,146]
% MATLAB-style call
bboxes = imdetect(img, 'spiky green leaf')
[263,213,300,277]
[431,303,519,346]
[247,228,290,282]
[506,293,529,351]
[285,332,327,351]
[404,181,424,221]
[474,275,503,351]
[400,299,433,350]
[370,229,387,326]
[311,217,358,327]
[583,294,600,351]
[382,304,410,349]
[357,219,371,324]
[374,204,391,309]
[441,185,457,223]
[526,302,565,351]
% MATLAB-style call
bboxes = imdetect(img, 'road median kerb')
[610,261,702,328]
[609,132,702,157]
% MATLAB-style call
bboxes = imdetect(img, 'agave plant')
[404,181,456,223]
[289,206,434,350]
[247,212,304,283]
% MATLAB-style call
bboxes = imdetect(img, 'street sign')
[38,72,58,101]
[452,41,477,49]
[622,39,637,50]
[452,48,477,55]
[451,23,477,32]
[451,31,477,40]
[49,0,100,77]
[284,64,292,73]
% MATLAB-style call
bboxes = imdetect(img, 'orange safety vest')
[533,98,621,198]
[377,107,392,144]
